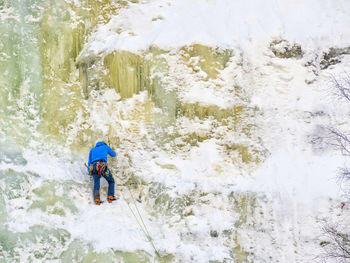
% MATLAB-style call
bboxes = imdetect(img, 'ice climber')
[88,141,117,205]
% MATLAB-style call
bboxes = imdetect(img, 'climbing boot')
[95,198,103,205]
[107,196,116,203]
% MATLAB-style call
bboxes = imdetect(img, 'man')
[88,141,116,205]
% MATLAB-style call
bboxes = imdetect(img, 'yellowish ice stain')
[180,44,233,79]
[27,0,265,166]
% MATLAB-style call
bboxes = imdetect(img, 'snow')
[80,0,350,58]
[80,1,350,260]
[69,0,350,257]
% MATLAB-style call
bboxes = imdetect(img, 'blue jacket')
[88,142,116,170]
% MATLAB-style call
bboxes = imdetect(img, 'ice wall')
[1,0,350,262]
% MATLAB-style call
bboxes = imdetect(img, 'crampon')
[107,196,116,203]
[95,198,104,205]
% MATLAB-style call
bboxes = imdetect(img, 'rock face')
[320,47,350,69]
[270,40,303,59]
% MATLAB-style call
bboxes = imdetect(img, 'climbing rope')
[109,166,165,263]
[120,189,162,259]
[86,140,165,262]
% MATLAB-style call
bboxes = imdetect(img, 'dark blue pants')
[92,163,115,200]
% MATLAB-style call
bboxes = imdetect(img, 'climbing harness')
[87,161,106,176]
[85,141,164,261]
[96,161,107,176]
